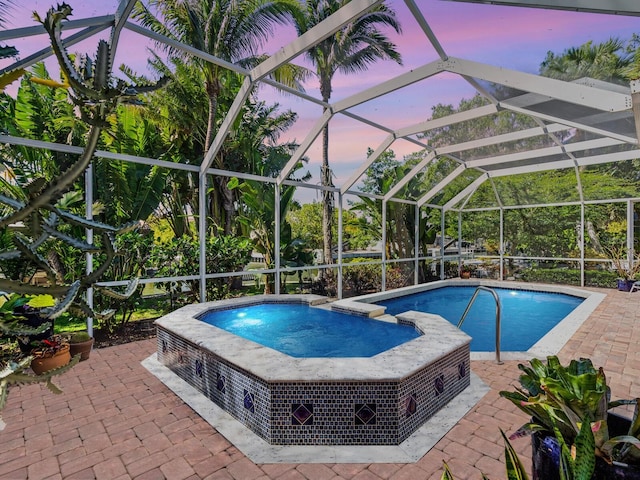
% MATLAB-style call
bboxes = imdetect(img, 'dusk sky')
[3,1,640,200]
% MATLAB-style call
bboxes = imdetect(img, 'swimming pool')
[154,294,472,445]
[199,303,421,357]
[375,286,582,351]
[335,279,606,359]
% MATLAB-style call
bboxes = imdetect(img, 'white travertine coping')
[154,294,471,383]
[340,279,606,360]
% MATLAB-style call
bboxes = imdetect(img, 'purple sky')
[3,1,640,197]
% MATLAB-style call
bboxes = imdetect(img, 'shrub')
[150,235,252,305]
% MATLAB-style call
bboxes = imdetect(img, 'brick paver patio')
[2,287,638,479]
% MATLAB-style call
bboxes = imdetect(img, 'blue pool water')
[376,286,583,352]
[199,303,421,358]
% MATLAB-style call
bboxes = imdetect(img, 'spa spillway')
[155,294,471,446]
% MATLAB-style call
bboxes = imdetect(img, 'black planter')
[532,414,640,480]
[14,309,53,353]
[617,279,636,292]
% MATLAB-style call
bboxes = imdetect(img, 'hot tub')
[154,294,471,446]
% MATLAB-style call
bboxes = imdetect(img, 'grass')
[53,297,168,334]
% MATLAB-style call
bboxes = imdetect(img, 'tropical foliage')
[133,0,308,235]
[0,2,165,429]
[500,356,640,479]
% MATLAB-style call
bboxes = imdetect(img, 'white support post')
[337,193,343,299]
[499,208,504,280]
[85,164,94,337]
[440,210,445,280]
[458,211,462,271]
[414,204,420,285]
[580,202,585,287]
[381,200,387,291]
[628,199,634,267]
[275,185,281,295]
[198,174,207,302]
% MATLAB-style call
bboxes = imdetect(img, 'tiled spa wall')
[156,327,470,446]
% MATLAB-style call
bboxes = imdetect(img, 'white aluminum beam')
[0,134,279,184]
[442,57,632,112]
[0,15,113,41]
[436,124,570,155]
[109,0,137,61]
[0,134,196,171]
[443,173,488,210]
[125,22,243,74]
[577,149,640,168]
[465,137,625,170]
[0,25,109,76]
[341,134,395,194]
[332,60,444,112]
[250,0,382,81]
[201,77,253,174]
[417,165,466,207]
[396,104,498,138]
[485,149,640,177]
[443,0,640,16]
[384,152,436,200]
[404,0,448,60]
[340,111,430,149]
[489,160,576,177]
[277,109,334,184]
[501,103,638,144]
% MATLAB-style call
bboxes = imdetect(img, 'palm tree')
[133,0,306,234]
[0,0,18,60]
[540,38,631,84]
[292,0,403,267]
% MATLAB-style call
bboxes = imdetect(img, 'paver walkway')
[2,287,639,479]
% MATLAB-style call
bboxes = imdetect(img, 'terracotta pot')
[69,338,94,361]
[30,344,71,375]
[460,271,471,279]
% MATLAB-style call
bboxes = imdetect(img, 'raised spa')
[154,294,471,446]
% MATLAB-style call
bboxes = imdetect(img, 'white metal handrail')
[457,286,503,364]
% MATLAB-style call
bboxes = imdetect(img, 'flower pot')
[69,338,94,361]
[460,271,471,279]
[30,344,71,375]
[532,413,640,480]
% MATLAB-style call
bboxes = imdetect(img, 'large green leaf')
[501,430,529,480]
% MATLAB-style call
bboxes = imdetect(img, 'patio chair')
[630,281,640,294]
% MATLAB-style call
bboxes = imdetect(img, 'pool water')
[376,286,583,352]
[199,303,421,358]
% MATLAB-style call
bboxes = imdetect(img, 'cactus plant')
[0,3,167,430]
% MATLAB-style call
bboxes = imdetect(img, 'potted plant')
[499,356,640,480]
[29,335,71,375]
[460,262,474,279]
[603,245,640,291]
[67,331,94,361]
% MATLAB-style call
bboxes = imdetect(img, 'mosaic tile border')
[155,295,471,446]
